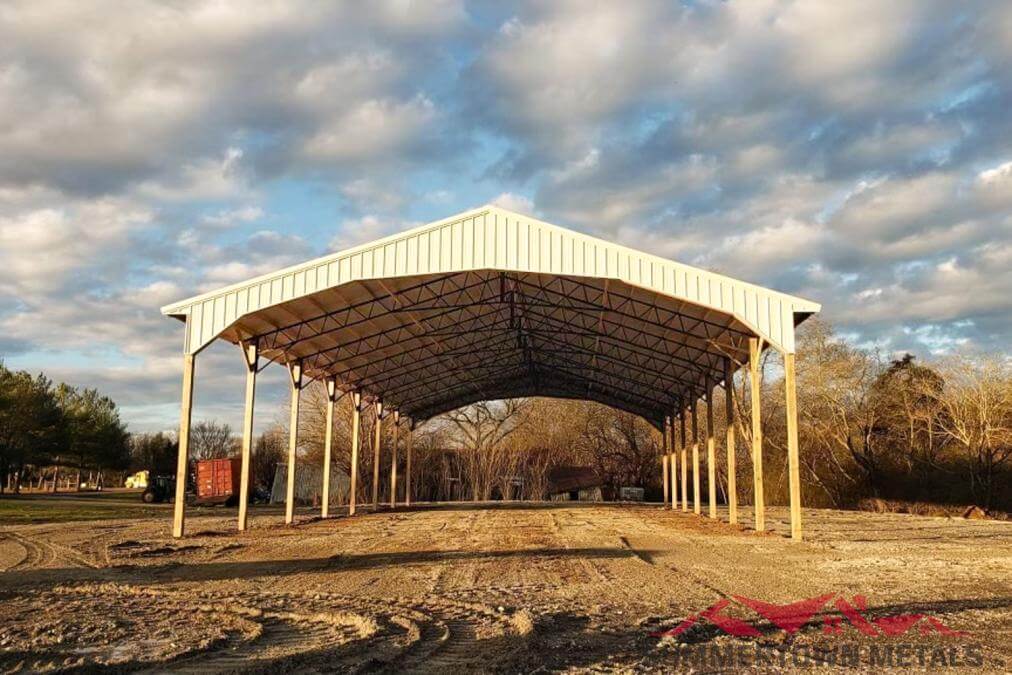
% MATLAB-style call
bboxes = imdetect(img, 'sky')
[1,1,1011,433]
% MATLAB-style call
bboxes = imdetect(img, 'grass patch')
[0,494,170,525]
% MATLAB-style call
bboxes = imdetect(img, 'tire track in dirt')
[7,532,56,570]
[0,533,30,571]
[160,613,370,674]
[0,581,531,674]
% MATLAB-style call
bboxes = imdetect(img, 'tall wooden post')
[692,399,701,515]
[724,358,738,525]
[784,352,803,541]
[405,422,413,507]
[172,352,195,539]
[707,387,717,519]
[285,361,302,525]
[372,400,383,508]
[680,408,688,512]
[237,341,257,532]
[390,411,399,507]
[661,418,670,506]
[668,413,677,510]
[749,338,766,532]
[322,378,338,518]
[349,392,361,516]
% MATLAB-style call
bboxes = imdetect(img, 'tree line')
[285,319,1010,513]
[3,317,1009,511]
[0,363,129,492]
[0,360,286,494]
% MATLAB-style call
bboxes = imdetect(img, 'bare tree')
[926,355,1012,508]
[446,399,529,500]
[252,425,286,492]
[190,420,237,460]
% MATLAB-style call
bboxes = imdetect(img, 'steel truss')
[222,270,755,428]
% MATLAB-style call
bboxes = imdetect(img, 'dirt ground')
[1,502,1009,673]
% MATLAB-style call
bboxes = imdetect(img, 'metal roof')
[162,205,819,425]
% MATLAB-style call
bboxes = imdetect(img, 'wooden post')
[724,358,738,525]
[322,378,338,518]
[785,352,803,541]
[372,400,382,508]
[172,352,195,539]
[749,338,766,532]
[680,408,688,512]
[390,411,399,507]
[692,399,701,515]
[349,392,361,516]
[405,422,413,506]
[237,341,257,532]
[51,460,59,493]
[285,360,302,525]
[668,414,677,510]
[707,387,717,519]
[661,418,670,506]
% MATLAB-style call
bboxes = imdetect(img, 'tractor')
[141,475,176,503]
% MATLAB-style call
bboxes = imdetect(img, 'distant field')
[0,492,169,524]
[0,492,288,525]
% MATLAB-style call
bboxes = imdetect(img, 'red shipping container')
[195,457,242,504]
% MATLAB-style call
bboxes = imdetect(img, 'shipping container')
[195,457,242,505]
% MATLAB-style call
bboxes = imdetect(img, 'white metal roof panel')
[162,205,820,356]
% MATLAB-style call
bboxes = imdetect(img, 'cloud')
[489,192,535,216]
[329,215,422,252]
[201,205,265,229]
[2,0,1012,432]
[0,1,467,196]
[299,95,439,165]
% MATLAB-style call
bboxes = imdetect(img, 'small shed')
[271,463,351,506]
[547,466,603,502]
[619,487,645,502]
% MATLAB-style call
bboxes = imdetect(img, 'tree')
[191,421,237,460]
[57,385,130,476]
[252,425,286,493]
[0,367,65,493]
[129,432,178,475]
[445,399,529,500]
[926,355,1012,509]
[869,355,946,487]
[794,319,886,506]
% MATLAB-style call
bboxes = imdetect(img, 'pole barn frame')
[162,205,818,541]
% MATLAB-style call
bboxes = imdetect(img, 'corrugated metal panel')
[162,205,820,355]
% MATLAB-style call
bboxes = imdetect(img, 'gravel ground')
[0,502,1009,673]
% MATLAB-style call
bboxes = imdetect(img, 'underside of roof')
[162,206,819,427]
